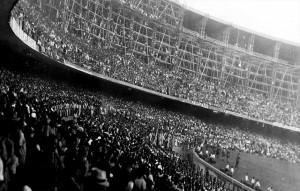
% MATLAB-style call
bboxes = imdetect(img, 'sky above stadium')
[180,0,300,45]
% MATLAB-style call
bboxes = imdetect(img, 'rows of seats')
[0,62,295,191]
[9,0,300,162]
[0,66,242,191]
[11,0,300,127]
[3,2,300,191]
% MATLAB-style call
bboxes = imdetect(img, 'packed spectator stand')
[0,66,241,191]
[11,0,300,128]
[1,60,300,190]
[2,0,300,191]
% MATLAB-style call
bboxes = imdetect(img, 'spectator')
[225,163,230,173]
[255,179,261,190]
[132,167,147,191]
[251,177,256,188]
[230,167,234,177]
[235,152,240,168]
[242,173,249,184]
[84,167,110,191]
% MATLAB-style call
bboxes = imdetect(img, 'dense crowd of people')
[11,0,300,128]
[4,1,300,191]
[4,64,274,191]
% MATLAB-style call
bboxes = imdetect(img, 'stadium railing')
[191,149,256,191]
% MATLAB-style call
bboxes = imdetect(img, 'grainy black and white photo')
[0,0,300,191]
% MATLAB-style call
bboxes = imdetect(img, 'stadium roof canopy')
[171,0,300,47]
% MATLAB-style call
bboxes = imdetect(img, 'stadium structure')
[22,0,300,103]
[1,0,300,191]
[8,0,300,129]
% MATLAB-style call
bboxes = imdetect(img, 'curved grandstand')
[10,0,300,128]
[0,0,300,191]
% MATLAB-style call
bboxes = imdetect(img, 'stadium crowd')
[4,1,300,191]
[3,65,266,191]
[0,66,220,191]
[11,0,300,128]
[0,59,298,190]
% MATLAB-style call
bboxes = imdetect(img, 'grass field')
[211,151,300,191]
[175,146,300,191]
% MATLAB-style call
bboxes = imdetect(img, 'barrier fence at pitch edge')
[191,149,256,191]
[8,12,300,133]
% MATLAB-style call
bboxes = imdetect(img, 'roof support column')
[248,34,255,52]
[297,81,300,109]
[222,27,231,46]
[199,17,207,38]
[274,41,281,59]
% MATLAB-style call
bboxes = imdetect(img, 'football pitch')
[211,151,300,191]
